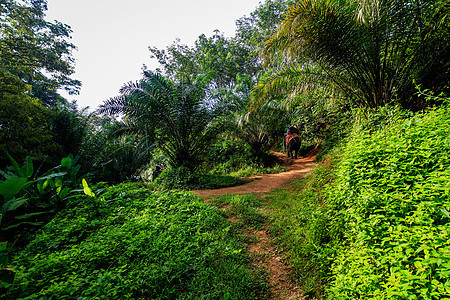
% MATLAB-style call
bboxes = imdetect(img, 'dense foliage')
[0,0,80,105]
[0,71,56,167]
[98,71,230,171]
[269,102,450,298]
[256,0,449,110]
[155,166,250,190]
[329,104,450,299]
[4,183,264,299]
[1,0,449,298]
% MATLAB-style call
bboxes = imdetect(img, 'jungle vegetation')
[1,0,449,299]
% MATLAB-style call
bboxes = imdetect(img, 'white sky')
[45,0,262,111]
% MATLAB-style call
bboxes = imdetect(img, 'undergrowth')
[267,104,450,299]
[209,194,267,231]
[4,183,265,299]
[329,105,450,299]
[154,166,250,190]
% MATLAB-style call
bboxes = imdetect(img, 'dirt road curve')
[192,151,317,197]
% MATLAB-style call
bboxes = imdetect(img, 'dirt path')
[193,150,318,299]
[192,151,317,197]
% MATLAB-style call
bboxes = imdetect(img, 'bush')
[206,140,277,175]
[327,104,450,299]
[155,166,249,190]
[268,104,450,299]
[4,183,263,299]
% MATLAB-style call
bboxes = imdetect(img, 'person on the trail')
[284,125,300,153]
[152,164,165,180]
[287,125,299,135]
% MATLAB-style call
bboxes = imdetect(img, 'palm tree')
[97,71,227,170]
[255,0,449,109]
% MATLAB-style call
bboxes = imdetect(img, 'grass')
[208,194,267,231]
[264,154,340,299]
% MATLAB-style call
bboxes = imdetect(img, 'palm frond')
[96,70,230,170]
[259,0,447,109]
[252,62,330,109]
[96,95,127,115]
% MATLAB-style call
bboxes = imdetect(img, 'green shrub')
[268,104,450,299]
[328,105,450,299]
[206,140,277,175]
[155,166,249,190]
[4,183,263,299]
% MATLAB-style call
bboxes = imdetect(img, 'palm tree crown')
[98,71,228,169]
[256,0,449,109]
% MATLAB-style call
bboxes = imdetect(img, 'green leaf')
[0,177,27,202]
[15,211,52,220]
[55,177,63,188]
[3,197,27,212]
[36,181,44,194]
[44,178,55,189]
[59,187,69,199]
[0,170,9,179]
[25,156,33,178]
[70,165,81,178]
[1,222,42,231]
[7,154,23,178]
[61,157,72,169]
[37,172,67,181]
[82,179,95,197]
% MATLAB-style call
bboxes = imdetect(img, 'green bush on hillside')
[268,104,450,299]
[329,105,450,299]
[5,183,262,299]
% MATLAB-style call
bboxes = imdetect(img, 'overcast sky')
[45,0,262,110]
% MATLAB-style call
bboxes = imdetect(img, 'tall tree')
[148,40,199,84]
[0,69,57,168]
[149,31,255,90]
[0,0,80,106]
[235,0,294,69]
[256,0,449,109]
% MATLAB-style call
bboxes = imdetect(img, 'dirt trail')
[193,150,318,300]
[192,151,317,197]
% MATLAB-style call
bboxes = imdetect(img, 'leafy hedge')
[5,183,262,299]
[329,105,450,299]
